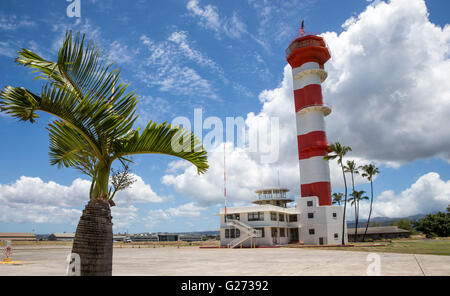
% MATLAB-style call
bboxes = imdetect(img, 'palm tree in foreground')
[324,142,352,245]
[348,190,369,242]
[332,192,344,206]
[344,160,359,239]
[0,31,209,275]
[360,164,379,242]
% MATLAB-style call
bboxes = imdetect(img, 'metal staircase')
[226,219,260,248]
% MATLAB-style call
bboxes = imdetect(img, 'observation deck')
[286,35,331,68]
[252,188,294,208]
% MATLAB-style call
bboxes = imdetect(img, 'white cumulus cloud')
[357,172,450,218]
[0,175,167,227]
[322,0,450,164]
[144,202,207,228]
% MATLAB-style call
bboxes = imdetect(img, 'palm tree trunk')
[362,180,373,242]
[71,199,113,276]
[356,200,360,242]
[351,173,357,242]
[341,163,348,245]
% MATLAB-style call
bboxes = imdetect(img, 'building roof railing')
[254,188,294,204]
[255,188,290,194]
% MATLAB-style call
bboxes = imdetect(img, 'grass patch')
[318,239,450,256]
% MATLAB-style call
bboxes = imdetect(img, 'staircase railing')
[226,219,260,248]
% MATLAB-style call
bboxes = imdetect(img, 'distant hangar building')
[347,226,411,241]
[48,233,75,241]
[0,233,36,241]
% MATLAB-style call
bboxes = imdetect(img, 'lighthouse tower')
[286,28,332,206]
[286,25,347,245]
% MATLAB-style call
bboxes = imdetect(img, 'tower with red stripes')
[286,31,332,206]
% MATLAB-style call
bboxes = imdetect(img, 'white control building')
[219,188,347,248]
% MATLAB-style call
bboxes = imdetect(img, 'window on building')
[270,212,277,221]
[308,213,314,219]
[334,233,338,239]
[332,212,337,218]
[307,201,313,207]
[226,214,240,221]
[280,228,286,237]
[279,213,285,222]
[289,214,298,222]
[248,212,264,221]
[227,228,240,239]
[255,228,265,238]
[271,227,278,237]
[309,229,315,235]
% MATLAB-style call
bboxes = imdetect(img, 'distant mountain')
[347,213,428,228]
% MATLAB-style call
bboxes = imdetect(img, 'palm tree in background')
[324,142,352,245]
[360,164,380,242]
[332,192,344,206]
[0,32,209,275]
[344,160,359,238]
[348,190,369,242]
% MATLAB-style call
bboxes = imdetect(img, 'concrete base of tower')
[297,196,348,245]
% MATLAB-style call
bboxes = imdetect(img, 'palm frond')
[0,86,41,122]
[323,154,338,161]
[112,121,209,174]
[47,120,95,171]
[349,190,368,204]
[16,31,115,102]
[324,142,352,164]
[14,31,139,142]
[361,164,379,181]
[344,160,359,174]
[0,85,105,161]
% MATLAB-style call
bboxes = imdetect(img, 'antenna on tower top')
[299,19,305,36]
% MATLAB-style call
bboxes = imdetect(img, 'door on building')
[319,237,324,245]
[289,228,299,243]
[271,228,278,244]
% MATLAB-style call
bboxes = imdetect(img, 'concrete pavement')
[1,246,449,276]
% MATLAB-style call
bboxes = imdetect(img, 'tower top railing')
[286,34,327,57]
[288,31,320,45]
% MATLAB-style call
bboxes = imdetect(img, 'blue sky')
[0,0,449,234]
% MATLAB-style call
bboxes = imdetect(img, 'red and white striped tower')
[286,27,332,206]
